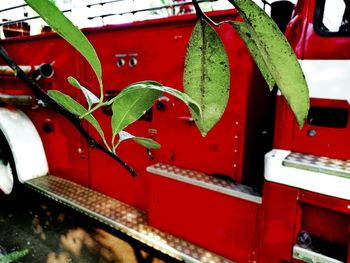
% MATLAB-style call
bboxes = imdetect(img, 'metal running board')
[283,152,350,179]
[25,176,232,263]
[147,163,262,204]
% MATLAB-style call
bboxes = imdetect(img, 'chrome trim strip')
[293,245,343,263]
[0,94,32,106]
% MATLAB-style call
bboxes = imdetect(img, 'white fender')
[0,107,48,194]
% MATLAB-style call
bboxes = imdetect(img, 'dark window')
[307,106,349,128]
[314,0,350,36]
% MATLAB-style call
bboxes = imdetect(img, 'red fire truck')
[0,0,349,262]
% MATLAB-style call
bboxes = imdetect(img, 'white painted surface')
[0,108,48,193]
[300,60,350,103]
[264,149,350,201]
[0,162,13,194]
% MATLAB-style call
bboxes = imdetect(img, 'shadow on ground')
[0,185,165,263]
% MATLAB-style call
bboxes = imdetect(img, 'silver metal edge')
[283,159,350,180]
[293,245,343,263]
[146,166,262,204]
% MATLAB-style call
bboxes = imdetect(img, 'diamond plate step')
[147,163,262,204]
[25,176,233,263]
[283,152,350,179]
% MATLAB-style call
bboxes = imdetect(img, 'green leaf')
[117,131,160,149]
[184,19,230,137]
[229,21,275,90]
[228,0,309,127]
[48,90,105,142]
[0,249,29,263]
[68,76,99,107]
[24,0,102,88]
[111,85,162,137]
[133,137,161,149]
[112,81,202,121]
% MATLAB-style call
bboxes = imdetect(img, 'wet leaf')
[111,84,162,137]
[230,21,275,90]
[25,0,103,88]
[117,131,160,149]
[184,19,230,136]
[48,90,105,141]
[68,76,99,107]
[228,0,309,127]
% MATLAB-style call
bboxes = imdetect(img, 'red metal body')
[1,0,350,262]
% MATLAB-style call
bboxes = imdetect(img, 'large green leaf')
[184,19,230,137]
[228,0,309,127]
[25,0,102,88]
[111,86,162,137]
[230,21,275,90]
[48,90,105,141]
[112,81,202,121]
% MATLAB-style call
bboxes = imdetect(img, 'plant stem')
[79,101,106,119]
[191,0,221,27]
[0,45,137,177]
[113,140,121,153]
[99,84,104,102]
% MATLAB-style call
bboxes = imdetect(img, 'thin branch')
[0,45,137,177]
[79,101,106,119]
[191,0,220,27]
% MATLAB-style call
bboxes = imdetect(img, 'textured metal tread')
[283,152,350,179]
[25,176,233,263]
[147,163,262,204]
[293,245,343,263]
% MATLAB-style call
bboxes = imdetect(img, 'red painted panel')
[273,96,295,150]
[259,182,298,262]
[286,0,350,60]
[274,95,350,160]
[86,12,257,181]
[301,203,349,245]
[297,191,350,261]
[299,190,350,215]
[291,98,350,160]
[84,11,270,210]
[148,174,260,262]
[302,0,350,60]
[285,0,309,59]
[88,114,155,209]
[0,9,272,213]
